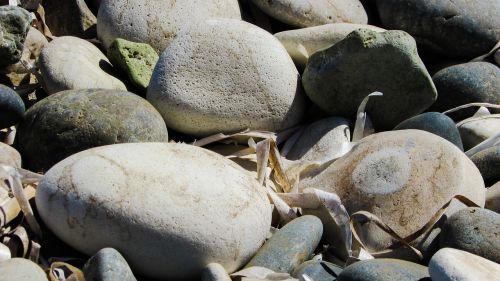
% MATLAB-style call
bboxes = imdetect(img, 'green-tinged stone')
[338,259,430,281]
[108,38,159,92]
[292,260,342,281]
[0,6,31,67]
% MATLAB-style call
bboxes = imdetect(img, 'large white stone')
[147,18,305,137]
[97,0,241,53]
[36,143,272,280]
[0,258,48,281]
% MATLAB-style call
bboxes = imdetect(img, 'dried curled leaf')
[49,261,85,281]
[231,266,298,281]
[193,129,276,147]
[0,185,36,228]
[443,103,500,115]
[352,92,383,142]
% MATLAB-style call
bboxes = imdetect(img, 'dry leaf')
[465,131,500,157]
[49,261,85,281]
[231,266,298,281]
[443,102,500,115]
[0,185,36,228]
[193,129,276,147]
[352,92,383,142]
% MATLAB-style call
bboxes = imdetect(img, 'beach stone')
[486,181,500,213]
[107,38,159,93]
[201,263,231,281]
[97,0,241,53]
[470,146,500,185]
[0,258,48,281]
[429,248,500,281]
[251,0,367,28]
[376,0,500,59]
[440,207,500,263]
[148,18,305,137]
[303,29,437,130]
[44,0,97,38]
[298,130,485,258]
[39,36,126,94]
[337,259,430,281]
[16,89,168,172]
[430,62,500,121]
[36,143,272,280]
[0,6,31,68]
[0,142,21,168]
[0,84,24,129]
[458,115,500,151]
[245,216,323,273]
[275,23,385,68]
[393,112,463,150]
[292,260,342,281]
[83,248,136,281]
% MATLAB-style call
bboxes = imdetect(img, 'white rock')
[251,0,367,28]
[147,18,305,137]
[97,0,241,53]
[275,23,385,67]
[0,258,48,281]
[39,36,126,94]
[486,181,500,213]
[36,143,272,280]
[457,114,500,150]
[429,248,500,281]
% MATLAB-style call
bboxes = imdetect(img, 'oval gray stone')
[0,258,48,281]
[337,259,430,281]
[0,84,24,129]
[292,260,342,281]
[83,248,136,281]
[470,146,500,186]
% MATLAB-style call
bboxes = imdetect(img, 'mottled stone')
[0,258,48,281]
[292,260,342,281]
[486,181,500,213]
[338,259,430,281]
[44,0,97,38]
[245,216,323,273]
[83,248,136,281]
[303,29,437,130]
[470,146,500,185]
[0,84,24,129]
[0,6,31,67]
[201,263,231,281]
[458,115,500,150]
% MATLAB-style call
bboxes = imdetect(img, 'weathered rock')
[430,62,500,121]
[0,84,24,129]
[429,248,500,281]
[275,23,385,68]
[0,258,48,281]
[337,259,430,281]
[201,263,232,281]
[0,6,31,67]
[148,18,305,137]
[39,36,126,94]
[44,0,97,38]
[83,248,136,281]
[394,112,463,150]
[97,0,241,53]
[303,29,437,130]
[299,130,485,259]
[0,142,21,168]
[16,89,168,172]
[251,0,367,28]
[470,146,500,185]
[245,216,323,273]
[376,0,500,58]
[36,143,272,280]
[440,207,500,263]
[107,38,158,93]
[486,181,500,213]
[292,260,342,281]
[458,115,500,151]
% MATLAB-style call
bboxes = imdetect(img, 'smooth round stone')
[394,112,463,150]
[292,260,342,281]
[0,84,24,129]
[337,259,429,281]
[148,18,305,137]
[245,216,323,273]
[298,130,485,256]
[83,248,136,281]
[429,248,500,281]
[251,0,367,28]
[303,29,437,130]
[440,207,500,263]
[458,115,500,151]
[16,89,168,172]
[36,143,272,280]
[0,6,31,67]
[39,36,126,94]
[0,258,48,281]
[470,146,500,185]
[376,0,500,58]
[430,62,500,121]
[275,23,385,68]
[0,142,21,168]
[486,181,500,213]
[201,263,231,281]
[97,0,241,53]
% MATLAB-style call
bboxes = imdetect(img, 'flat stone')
[83,248,136,281]
[201,263,231,281]
[470,146,500,185]
[337,259,430,281]
[458,115,500,151]
[44,0,97,38]
[251,0,367,28]
[107,38,159,93]
[486,181,500,213]
[0,6,31,67]
[16,89,168,172]
[97,0,241,53]
[292,260,342,281]
[0,142,21,168]
[376,0,500,59]
[147,18,305,137]
[245,216,323,273]
[39,36,126,94]
[36,143,272,280]
[0,84,24,129]
[440,207,500,263]
[429,248,500,281]
[394,112,463,150]
[303,29,437,130]
[0,258,48,281]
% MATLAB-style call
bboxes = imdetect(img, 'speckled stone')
[0,258,48,281]
[0,84,24,129]
[245,216,323,273]
[470,146,500,185]
[83,248,136,281]
[0,6,31,67]
[440,207,500,263]
[292,260,342,281]
[337,259,430,281]
[16,89,168,172]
